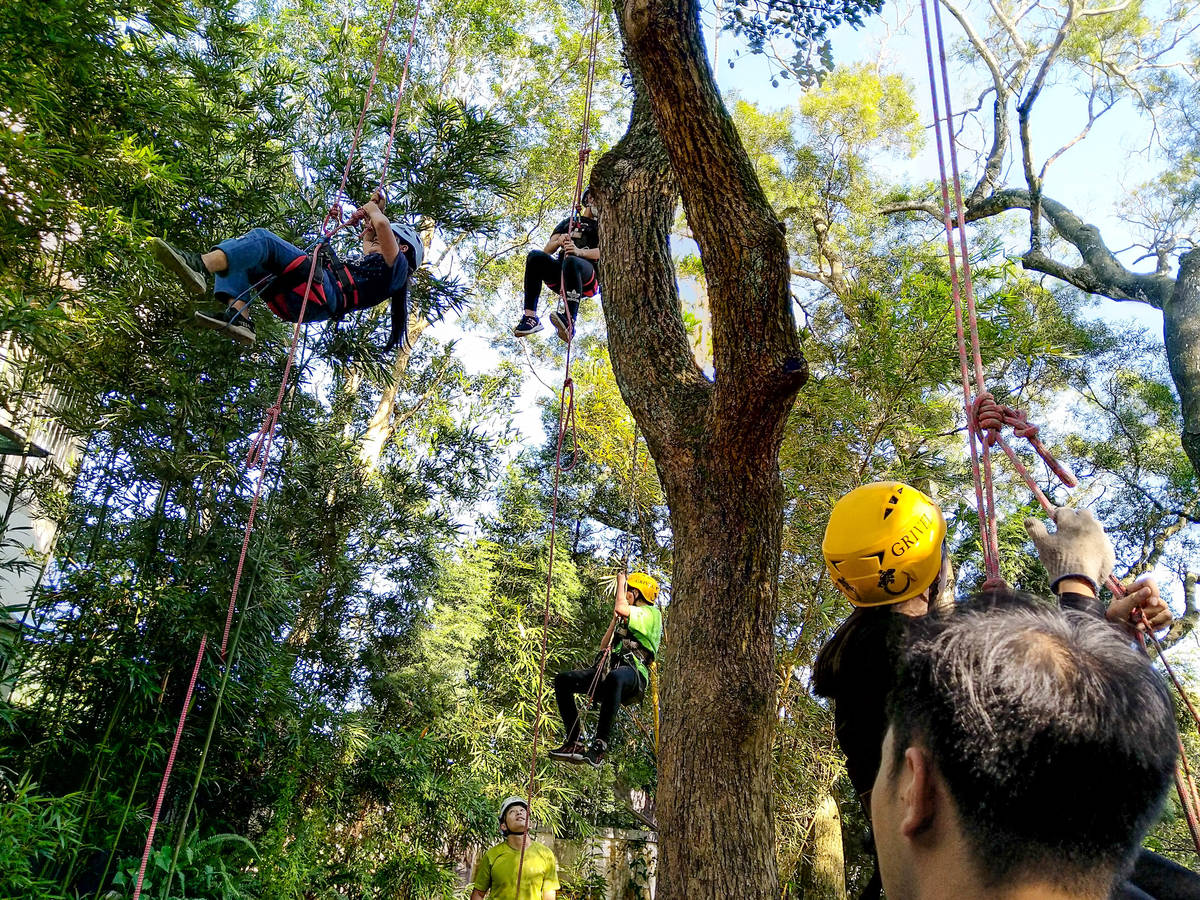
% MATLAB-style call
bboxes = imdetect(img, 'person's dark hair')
[886,593,1177,893]
[813,604,899,698]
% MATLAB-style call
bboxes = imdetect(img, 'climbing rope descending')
[917,0,1200,855]
[512,0,603,892]
[131,3,422,896]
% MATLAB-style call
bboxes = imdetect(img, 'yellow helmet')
[823,482,947,607]
[626,572,659,604]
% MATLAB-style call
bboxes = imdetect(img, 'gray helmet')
[498,796,528,828]
[390,222,423,271]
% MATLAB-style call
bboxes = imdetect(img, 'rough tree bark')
[589,0,808,893]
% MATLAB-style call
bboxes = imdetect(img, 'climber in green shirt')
[548,571,664,767]
[471,797,559,900]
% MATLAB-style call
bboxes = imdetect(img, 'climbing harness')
[261,241,359,323]
[130,2,422,896]
[917,0,1200,854]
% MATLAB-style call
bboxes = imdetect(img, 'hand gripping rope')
[918,0,1200,854]
[130,3,422,896]
[511,0,603,891]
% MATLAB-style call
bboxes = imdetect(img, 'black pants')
[555,662,643,746]
[524,250,594,316]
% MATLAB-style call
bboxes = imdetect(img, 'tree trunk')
[591,0,808,891]
[359,317,432,471]
[1165,250,1200,477]
[800,793,849,900]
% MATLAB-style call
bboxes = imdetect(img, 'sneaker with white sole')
[549,310,574,342]
[151,238,208,297]
[195,306,256,347]
[547,740,585,763]
[581,739,607,769]
[513,314,543,337]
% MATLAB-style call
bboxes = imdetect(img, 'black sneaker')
[513,314,543,337]
[547,740,585,763]
[151,238,208,297]
[549,310,574,343]
[582,739,607,769]
[195,306,256,347]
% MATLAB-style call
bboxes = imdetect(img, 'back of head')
[888,595,1177,893]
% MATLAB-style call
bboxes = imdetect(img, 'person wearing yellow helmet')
[548,570,663,768]
[813,483,1175,900]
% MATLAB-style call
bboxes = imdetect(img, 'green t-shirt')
[623,604,664,684]
[471,840,560,900]
[627,604,663,656]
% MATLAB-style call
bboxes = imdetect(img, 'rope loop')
[322,203,346,233]
[558,378,579,472]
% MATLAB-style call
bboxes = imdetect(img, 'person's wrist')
[1053,575,1098,597]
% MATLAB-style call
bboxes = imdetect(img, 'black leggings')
[555,663,643,746]
[524,250,594,316]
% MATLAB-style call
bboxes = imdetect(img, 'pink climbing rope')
[919,0,1200,855]
[131,5,422,897]
[131,637,206,899]
[512,0,601,892]
[918,0,1000,581]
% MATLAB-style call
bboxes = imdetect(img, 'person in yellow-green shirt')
[548,571,664,768]
[470,797,559,900]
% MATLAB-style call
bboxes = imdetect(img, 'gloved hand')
[1024,507,1116,594]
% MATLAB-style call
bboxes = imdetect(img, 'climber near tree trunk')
[548,571,663,768]
[512,187,600,343]
[813,483,1180,900]
[151,192,422,350]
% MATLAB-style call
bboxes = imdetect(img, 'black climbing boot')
[195,304,256,347]
[547,740,585,763]
[513,313,543,337]
[582,739,607,769]
[151,238,208,297]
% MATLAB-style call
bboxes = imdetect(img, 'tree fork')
[591,0,808,891]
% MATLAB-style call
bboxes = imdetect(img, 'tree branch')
[881,188,1174,307]
[1159,571,1198,650]
[619,0,806,438]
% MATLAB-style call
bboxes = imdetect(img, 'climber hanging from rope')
[512,187,599,343]
[548,570,662,768]
[811,481,1192,900]
[151,190,423,350]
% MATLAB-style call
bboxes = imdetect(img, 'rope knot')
[970,392,1005,446]
[980,574,1009,594]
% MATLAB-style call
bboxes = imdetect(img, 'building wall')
[0,346,80,630]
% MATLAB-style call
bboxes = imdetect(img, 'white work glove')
[1023,507,1116,594]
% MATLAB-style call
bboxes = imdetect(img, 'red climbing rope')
[512,0,602,892]
[131,6,422,897]
[918,0,1200,856]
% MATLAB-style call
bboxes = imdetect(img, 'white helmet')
[498,796,528,833]
[390,222,423,271]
